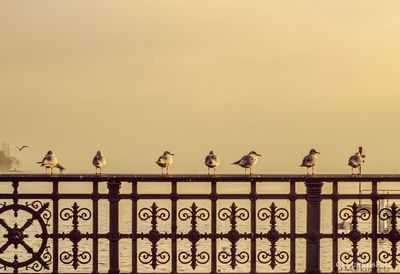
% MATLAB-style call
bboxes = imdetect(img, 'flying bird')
[300,149,320,175]
[155,151,175,175]
[15,145,29,151]
[205,151,220,175]
[36,151,62,174]
[232,151,261,175]
[348,146,366,175]
[93,151,106,174]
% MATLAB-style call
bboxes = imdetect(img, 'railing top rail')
[1,173,400,182]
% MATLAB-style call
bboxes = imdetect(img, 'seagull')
[300,149,320,175]
[92,151,106,174]
[155,151,175,175]
[348,147,366,175]
[36,151,60,174]
[232,151,261,175]
[205,151,220,175]
[15,145,29,151]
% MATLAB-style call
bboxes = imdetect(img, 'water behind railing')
[0,175,399,273]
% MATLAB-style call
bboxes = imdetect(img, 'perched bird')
[205,151,220,175]
[155,151,175,175]
[300,149,320,175]
[36,151,60,174]
[232,151,261,175]
[348,147,366,175]
[15,145,29,151]
[92,151,106,174]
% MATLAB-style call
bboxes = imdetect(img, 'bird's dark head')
[249,151,261,157]
[96,151,103,156]
[47,151,53,155]
[164,151,175,156]
[310,149,320,155]
[209,150,215,155]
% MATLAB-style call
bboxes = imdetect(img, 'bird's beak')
[256,153,261,157]
[171,153,175,156]
[316,151,320,154]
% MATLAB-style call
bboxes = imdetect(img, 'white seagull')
[93,151,106,174]
[232,151,261,175]
[300,149,320,175]
[36,151,63,174]
[205,151,220,175]
[155,151,175,175]
[348,147,366,175]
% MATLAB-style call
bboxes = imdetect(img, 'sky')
[1,1,400,174]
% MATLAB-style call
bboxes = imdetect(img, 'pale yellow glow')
[1,1,400,173]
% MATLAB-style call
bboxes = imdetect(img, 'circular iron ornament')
[25,246,52,272]
[0,203,49,270]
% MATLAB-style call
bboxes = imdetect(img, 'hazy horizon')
[2,1,400,174]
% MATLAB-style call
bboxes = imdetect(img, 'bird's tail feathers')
[36,161,43,165]
[232,160,241,165]
[55,163,65,172]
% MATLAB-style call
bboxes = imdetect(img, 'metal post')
[305,179,323,274]
[108,180,121,274]
[52,180,59,274]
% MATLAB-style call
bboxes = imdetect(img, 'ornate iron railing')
[1,174,400,273]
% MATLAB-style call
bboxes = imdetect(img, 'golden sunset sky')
[1,1,400,173]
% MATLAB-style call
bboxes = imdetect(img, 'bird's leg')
[249,167,252,175]
[50,167,54,175]
[312,166,314,175]
[214,168,216,175]
[351,167,354,176]
[244,168,247,175]
[358,166,361,175]
[99,167,102,175]
[208,168,210,175]
[161,167,164,175]
[166,166,169,175]
[45,167,48,175]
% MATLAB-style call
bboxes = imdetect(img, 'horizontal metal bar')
[3,173,400,182]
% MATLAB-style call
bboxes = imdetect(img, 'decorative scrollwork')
[139,203,170,270]
[26,200,52,226]
[178,203,210,269]
[258,250,289,265]
[218,250,249,266]
[378,202,400,269]
[59,203,92,270]
[339,203,371,270]
[218,203,249,269]
[25,246,52,272]
[0,202,50,272]
[257,202,289,269]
